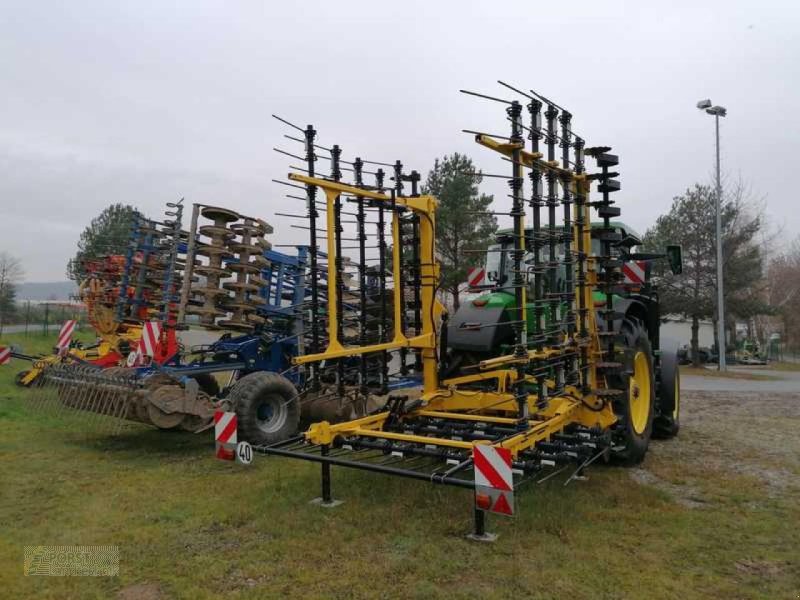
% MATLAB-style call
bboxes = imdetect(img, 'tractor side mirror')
[666,245,683,275]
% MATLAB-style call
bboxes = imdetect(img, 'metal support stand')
[466,508,497,543]
[311,445,343,508]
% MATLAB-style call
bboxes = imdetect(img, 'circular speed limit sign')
[236,441,253,466]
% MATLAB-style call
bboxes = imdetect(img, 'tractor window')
[485,244,507,285]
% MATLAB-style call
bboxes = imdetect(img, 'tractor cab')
[448,222,655,360]
[480,222,644,297]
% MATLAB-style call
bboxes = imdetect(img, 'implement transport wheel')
[653,349,680,439]
[611,319,655,465]
[229,372,299,445]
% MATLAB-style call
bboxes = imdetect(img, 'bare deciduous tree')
[0,252,24,336]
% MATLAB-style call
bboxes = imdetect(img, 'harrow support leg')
[310,445,342,508]
[467,508,497,543]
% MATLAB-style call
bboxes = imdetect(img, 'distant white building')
[661,315,715,347]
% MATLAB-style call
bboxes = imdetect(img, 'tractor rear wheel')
[610,319,655,465]
[229,372,300,445]
[653,349,680,439]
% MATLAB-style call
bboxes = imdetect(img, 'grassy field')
[1,332,798,599]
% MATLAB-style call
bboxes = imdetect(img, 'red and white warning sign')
[467,267,486,288]
[55,320,77,351]
[137,320,162,360]
[622,260,646,285]
[214,410,238,461]
[0,346,11,365]
[128,321,162,367]
[473,444,515,516]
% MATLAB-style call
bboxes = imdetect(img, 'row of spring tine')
[30,364,143,434]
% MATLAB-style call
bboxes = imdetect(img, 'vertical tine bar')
[527,97,548,408]
[559,109,577,385]
[393,160,408,375]
[354,157,369,400]
[330,144,346,399]
[507,100,530,430]
[573,135,590,394]
[543,101,565,393]
[304,124,322,392]
[375,168,389,394]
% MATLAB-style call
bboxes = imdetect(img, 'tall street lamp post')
[697,99,727,370]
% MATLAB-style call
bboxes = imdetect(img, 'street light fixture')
[697,98,728,370]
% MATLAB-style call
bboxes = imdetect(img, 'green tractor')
[446,222,683,462]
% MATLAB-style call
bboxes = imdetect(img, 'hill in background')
[16,281,78,302]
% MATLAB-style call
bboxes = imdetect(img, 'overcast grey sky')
[1,0,798,281]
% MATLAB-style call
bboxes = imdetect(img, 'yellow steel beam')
[415,410,522,424]
[294,333,435,364]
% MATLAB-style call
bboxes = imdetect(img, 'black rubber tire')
[610,319,655,466]
[653,349,680,439]
[189,373,220,397]
[229,372,300,445]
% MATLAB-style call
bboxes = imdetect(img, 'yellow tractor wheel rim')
[673,370,680,419]
[629,351,651,435]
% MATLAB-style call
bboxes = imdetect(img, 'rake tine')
[54,366,74,416]
[88,373,110,420]
[40,364,60,412]
[108,378,125,421]
[99,374,119,418]
[115,386,133,428]
[46,365,65,414]
[113,377,134,422]
[30,366,48,411]
[78,369,101,415]
[92,377,113,430]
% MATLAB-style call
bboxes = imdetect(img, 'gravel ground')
[632,390,800,505]
[682,369,800,393]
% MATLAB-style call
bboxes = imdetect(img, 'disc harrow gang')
[180,205,273,333]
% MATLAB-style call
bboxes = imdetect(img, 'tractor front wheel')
[229,372,300,445]
[611,319,655,465]
[653,349,680,439]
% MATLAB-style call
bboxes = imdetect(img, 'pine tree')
[422,154,496,309]
[67,204,138,281]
